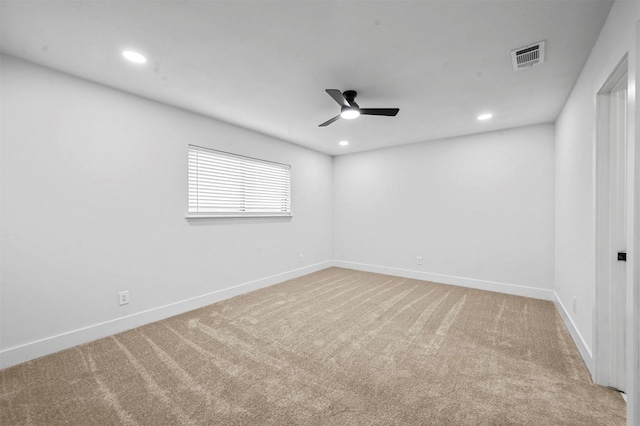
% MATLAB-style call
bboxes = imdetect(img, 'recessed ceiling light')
[122,50,147,64]
[477,113,493,121]
[339,140,349,146]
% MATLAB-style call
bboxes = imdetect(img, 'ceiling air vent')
[511,41,545,71]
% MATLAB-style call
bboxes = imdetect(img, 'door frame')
[626,19,640,426]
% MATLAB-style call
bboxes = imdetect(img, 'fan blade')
[359,108,399,116]
[319,114,341,127]
[326,89,350,107]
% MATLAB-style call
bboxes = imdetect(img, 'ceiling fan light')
[341,108,360,120]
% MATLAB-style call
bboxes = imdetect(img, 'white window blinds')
[188,145,291,218]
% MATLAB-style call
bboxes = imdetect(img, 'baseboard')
[552,292,594,375]
[0,261,332,370]
[332,260,554,301]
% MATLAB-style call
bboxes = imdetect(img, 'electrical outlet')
[572,296,577,313]
[416,256,423,265]
[299,254,304,263]
[119,291,130,306]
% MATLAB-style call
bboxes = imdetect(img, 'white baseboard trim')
[0,261,332,370]
[332,260,554,301]
[552,292,594,375]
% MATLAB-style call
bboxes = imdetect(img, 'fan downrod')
[343,90,358,104]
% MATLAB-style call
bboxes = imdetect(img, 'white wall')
[333,124,555,298]
[554,0,639,365]
[0,55,333,368]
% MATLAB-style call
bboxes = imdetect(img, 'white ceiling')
[0,0,613,156]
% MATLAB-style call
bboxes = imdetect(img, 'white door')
[608,73,627,392]
[595,58,627,393]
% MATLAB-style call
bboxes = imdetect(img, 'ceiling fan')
[319,89,399,127]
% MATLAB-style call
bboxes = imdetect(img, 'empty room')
[1,1,639,425]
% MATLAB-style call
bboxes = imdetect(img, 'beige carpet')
[0,268,625,425]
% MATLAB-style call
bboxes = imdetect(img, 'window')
[187,144,291,218]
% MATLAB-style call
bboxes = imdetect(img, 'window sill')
[186,213,292,220]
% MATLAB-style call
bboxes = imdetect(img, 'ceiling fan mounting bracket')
[343,90,358,103]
